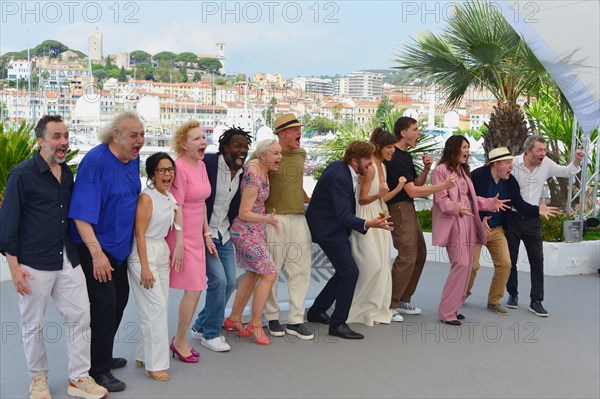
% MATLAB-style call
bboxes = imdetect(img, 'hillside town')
[1,31,518,146]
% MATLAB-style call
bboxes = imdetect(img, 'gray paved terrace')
[1,261,599,399]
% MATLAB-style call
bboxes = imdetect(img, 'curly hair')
[98,111,141,144]
[218,126,253,154]
[172,121,201,156]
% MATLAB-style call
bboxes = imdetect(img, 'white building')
[6,60,31,80]
[347,71,383,100]
[334,77,349,96]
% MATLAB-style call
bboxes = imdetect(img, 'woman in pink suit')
[432,136,510,325]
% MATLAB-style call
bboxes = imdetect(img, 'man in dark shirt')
[384,117,455,321]
[0,115,107,399]
[468,147,558,315]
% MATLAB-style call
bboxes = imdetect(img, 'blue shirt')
[485,175,507,228]
[0,153,79,270]
[68,144,140,265]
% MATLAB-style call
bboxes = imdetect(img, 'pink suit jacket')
[431,163,497,247]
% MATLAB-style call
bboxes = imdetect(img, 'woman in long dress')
[166,121,217,362]
[348,128,406,326]
[128,152,177,381]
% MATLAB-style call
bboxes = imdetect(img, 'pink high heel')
[170,338,199,363]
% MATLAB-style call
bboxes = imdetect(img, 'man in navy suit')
[306,141,393,339]
[191,126,252,351]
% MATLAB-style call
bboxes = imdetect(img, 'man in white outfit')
[0,115,107,399]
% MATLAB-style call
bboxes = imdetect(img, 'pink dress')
[166,157,211,290]
[230,165,276,275]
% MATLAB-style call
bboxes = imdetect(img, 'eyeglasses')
[155,167,175,175]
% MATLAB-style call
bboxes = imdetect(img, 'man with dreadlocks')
[190,126,252,352]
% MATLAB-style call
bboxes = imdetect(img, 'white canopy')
[499,0,599,136]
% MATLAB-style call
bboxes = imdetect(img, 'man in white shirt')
[507,135,584,316]
[191,127,252,351]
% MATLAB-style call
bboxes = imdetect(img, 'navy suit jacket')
[471,165,539,230]
[305,161,367,244]
[204,153,242,225]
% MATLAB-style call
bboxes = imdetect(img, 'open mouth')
[162,177,172,187]
[132,147,140,157]
[56,148,66,158]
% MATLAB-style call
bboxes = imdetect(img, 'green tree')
[175,52,198,65]
[331,103,343,121]
[135,62,155,80]
[32,40,68,57]
[105,56,113,69]
[197,58,222,74]
[0,121,35,204]
[375,95,394,119]
[192,72,202,82]
[178,66,188,83]
[154,60,174,83]
[153,51,177,63]
[306,116,336,134]
[118,66,128,82]
[93,68,107,82]
[264,97,278,127]
[131,50,151,64]
[396,0,547,156]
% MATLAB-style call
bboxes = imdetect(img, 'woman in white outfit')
[348,128,406,325]
[128,152,178,381]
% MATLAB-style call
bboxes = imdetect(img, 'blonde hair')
[172,121,201,156]
[98,111,141,144]
[254,139,278,161]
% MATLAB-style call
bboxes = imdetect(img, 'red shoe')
[170,338,199,363]
[246,323,270,346]
[223,317,250,337]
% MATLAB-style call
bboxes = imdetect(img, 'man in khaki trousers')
[262,114,314,340]
[468,147,558,315]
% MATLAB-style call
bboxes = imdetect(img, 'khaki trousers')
[467,226,511,305]
[389,201,426,308]
[264,214,312,324]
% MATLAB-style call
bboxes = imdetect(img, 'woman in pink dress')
[226,139,282,345]
[166,121,217,362]
[432,135,510,325]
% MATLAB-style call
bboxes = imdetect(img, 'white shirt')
[140,187,177,240]
[348,164,367,230]
[209,154,242,243]
[511,154,581,206]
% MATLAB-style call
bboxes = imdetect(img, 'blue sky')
[0,1,452,77]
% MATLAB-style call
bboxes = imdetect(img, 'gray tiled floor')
[1,262,599,398]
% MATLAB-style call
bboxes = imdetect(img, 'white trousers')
[19,251,91,380]
[128,237,170,372]
[264,214,313,324]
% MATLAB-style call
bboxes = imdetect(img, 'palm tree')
[396,0,548,157]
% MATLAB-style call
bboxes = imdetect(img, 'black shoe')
[506,295,518,309]
[267,320,285,337]
[457,313,465,320]
[93,371,126,392]
[109,357,127,369]
[328,323,364,340]
[440,319,462,326]
[528,301,549,317]
[285,323,314,340]
[307,307,330,325]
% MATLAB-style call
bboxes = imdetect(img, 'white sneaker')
[190,327,203,340]
[67,376,107,399]
[397,301,422,315]
[201,336,231,352]
[391,309,404,322]
[30,373,51,399]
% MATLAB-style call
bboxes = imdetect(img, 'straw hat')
[488,147,513,163]
[273,113,303,134]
